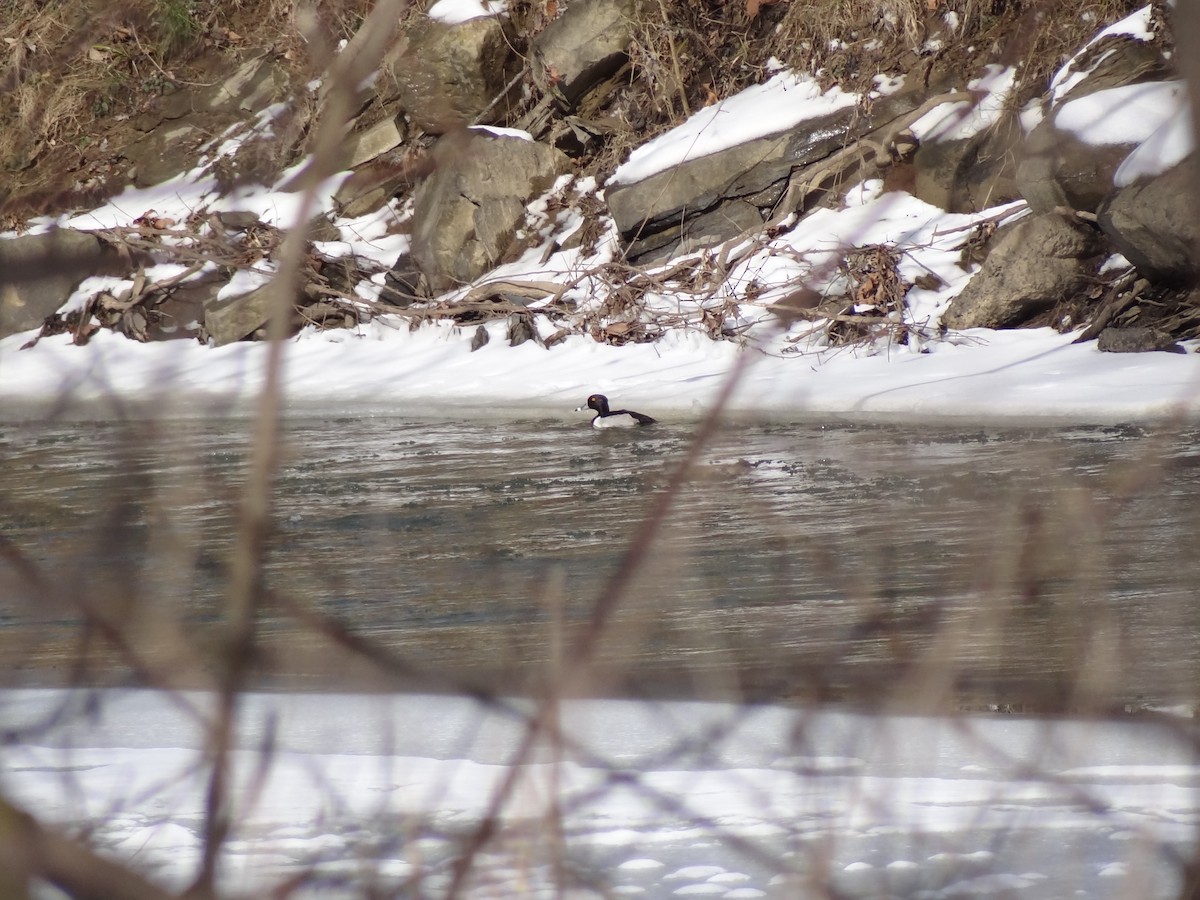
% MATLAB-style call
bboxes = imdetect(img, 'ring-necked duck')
[576,393,656,428]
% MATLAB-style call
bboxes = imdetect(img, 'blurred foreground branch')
[0,795,171,900]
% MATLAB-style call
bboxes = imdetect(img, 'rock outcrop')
[409,128,570,293]
[1097,154,1200,284]
[530,0,636,105]
[0,232,122,338]
[942,214,1102,330]
[605,98,863,261]
[1016,40,1173,216]
[4,0,1199,355]
[942,11,1200,342]
[383,13,520,134]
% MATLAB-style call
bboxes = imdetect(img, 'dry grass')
[533,0,1147,191]
[763,0,1147,100]
[0,0,1151,220]
[0,0,378,214]
[0,2,98,173]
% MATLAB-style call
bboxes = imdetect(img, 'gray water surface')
[2,416,1199,707]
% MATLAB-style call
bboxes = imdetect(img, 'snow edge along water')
[2,7,1200,426]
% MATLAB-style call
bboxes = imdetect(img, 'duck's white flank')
[592,413,642,429]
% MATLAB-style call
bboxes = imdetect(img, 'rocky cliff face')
[2,0,1195,356]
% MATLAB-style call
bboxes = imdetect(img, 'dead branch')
[457,278,566,304]
[0,795,174,900]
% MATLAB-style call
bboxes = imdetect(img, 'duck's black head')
[586,394,611,415]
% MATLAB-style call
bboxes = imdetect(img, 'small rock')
[506,313,538,347]
[1096,326,1184,353]
[215,210,261,230]
[380,254,425,308]
[345,115,405,169]
[470,325,489,351]
[204,284,282,345]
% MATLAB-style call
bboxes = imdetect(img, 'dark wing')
[625,410,657,426]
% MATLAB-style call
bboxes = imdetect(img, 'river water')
[2,414,1199,709]
[4,414,1200,898]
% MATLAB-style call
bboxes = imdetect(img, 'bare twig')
[191,3,410,895]
[0,795,173,900]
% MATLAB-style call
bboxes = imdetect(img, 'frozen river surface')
[3,417,1200,896]
[5,417,1200,705]
[2,688,1199,898]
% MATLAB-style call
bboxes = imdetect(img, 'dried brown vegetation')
[1,0,1146,221]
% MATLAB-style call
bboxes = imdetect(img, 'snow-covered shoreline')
[2,686,1196,897]
[4,319,1198,424]
[3,4,1197,428]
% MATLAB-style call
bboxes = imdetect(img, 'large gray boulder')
[0,231,122,338]
[942,214,1102,329]
[203,284,276,346]
[911,118,1022,213]
[344,115,405,170]
[1016,38,1172,214]
[630,199,763,266]
[1017,119,1138,216]
[605,104,861,241]
[1097,156,1200,285]
[410,128,569,293]
[384,15,520,134]
[531,0,636,105]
